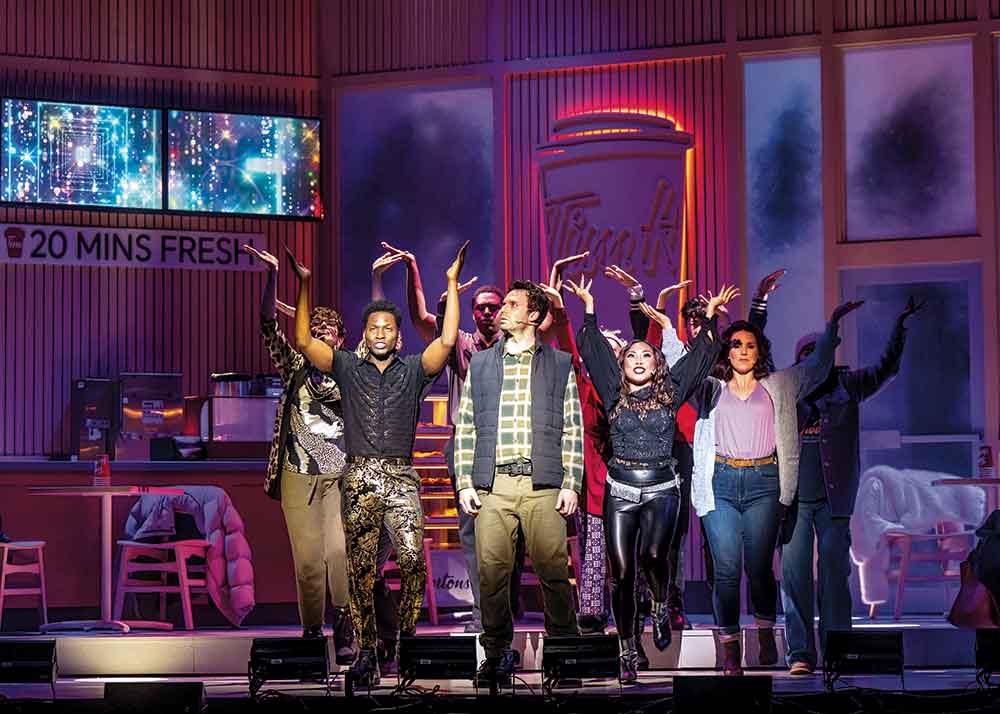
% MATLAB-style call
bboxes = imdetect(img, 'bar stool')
[382,537,438,625]
[112,539,210,630]
[0,541,48,630]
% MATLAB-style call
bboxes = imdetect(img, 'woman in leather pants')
[567,277,736,682]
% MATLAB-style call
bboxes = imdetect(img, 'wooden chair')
[112,539,210,630]
[381,537,438,625]
[877,521,975,620]
[0,541,48,630]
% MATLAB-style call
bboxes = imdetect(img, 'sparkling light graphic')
[2,98,161,209]
[167,110,322,218]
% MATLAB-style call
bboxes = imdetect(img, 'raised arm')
[245,244,302,383]
[286,247,334,373]
[566,277,621,413]
[540,282,581,371]
[790,300,863,398]
[842,298,920,403]
[375,242,437,344]
[749,268,784,332]
[421,241,468,375]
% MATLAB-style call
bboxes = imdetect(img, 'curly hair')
[361,299,403,329]
[681,297,706,323]
[610,339,676,418]
[310,306,346,341]
[508,280,550,325]
[711,320,774,381]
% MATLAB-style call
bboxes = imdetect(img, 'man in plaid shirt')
[454,280,584,687]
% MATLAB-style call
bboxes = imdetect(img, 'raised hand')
[439,276,480,303]
[638,301,671,329]
[243,243,279,271]
[564,276,595,313]
[284,246,311,282]
[831,300,865,324]
[657,279,693,308]
[898,296,926,325]
[540,280,565,310]
[754,268,787,300]
[548,251,589,289]
[372,250,410,277]
[705,285,740,320]
[697,290,729,316]
[446,240,470,282]
[380,241,416,266]
[603,264,640,290]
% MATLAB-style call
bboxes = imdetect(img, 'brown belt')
[715,453,777,468]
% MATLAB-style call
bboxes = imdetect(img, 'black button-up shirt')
[331,351,437,458]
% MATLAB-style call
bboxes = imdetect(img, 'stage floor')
[0,615,991,703]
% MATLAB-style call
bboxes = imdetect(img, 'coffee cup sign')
[535,112,693,323]
[4,226,25,258]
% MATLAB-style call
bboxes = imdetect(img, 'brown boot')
[721,639,743,676]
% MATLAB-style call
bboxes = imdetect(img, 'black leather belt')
[496,457,532,476]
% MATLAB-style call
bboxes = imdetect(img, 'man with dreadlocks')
[567,276,736,683]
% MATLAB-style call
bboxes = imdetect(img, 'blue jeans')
[780,500,852,668]
[701,461,781,637]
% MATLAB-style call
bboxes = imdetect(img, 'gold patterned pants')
[342,457,426,650]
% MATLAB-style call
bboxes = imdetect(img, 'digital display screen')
[2,98,161,209]
[167,110,322,218]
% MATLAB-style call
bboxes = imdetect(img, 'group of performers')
[243,237,921,686]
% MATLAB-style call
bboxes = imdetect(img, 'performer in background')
[288,241,468,686]
[781,297,920,675]
[455,280,584,688]
[567,276,733,682]
[694,300,860,676]
[245,244,355,667]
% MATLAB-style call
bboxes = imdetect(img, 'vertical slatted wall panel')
[329,0,491,76]
[505,58,728,311]
[994,0,1000,19]
[0,0,318,76]
[0,70,321,456]
[834,0,976,31]
[737,0,818,40]
[504,0,726,61]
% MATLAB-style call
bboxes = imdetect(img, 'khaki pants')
[280,468,349,628]
[475,474,578,657]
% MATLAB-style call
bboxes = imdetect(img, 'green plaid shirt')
[454,343,584,493]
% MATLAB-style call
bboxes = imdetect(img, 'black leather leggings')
[603,467,681,640]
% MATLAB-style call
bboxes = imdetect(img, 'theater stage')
[1,615,999,712]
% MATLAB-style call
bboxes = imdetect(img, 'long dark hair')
[611,339,676,418]
[711,320,774,381]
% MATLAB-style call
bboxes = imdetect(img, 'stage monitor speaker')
[398,635,477,681]
[824,630,904,691]
[0,639,57,684]
[674,675,773,713]
[104,682,205,714]
[248,637,329,697]
[541,635,619,683]
[976,629,1000,684]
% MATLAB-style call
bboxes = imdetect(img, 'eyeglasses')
[473,303,501,313]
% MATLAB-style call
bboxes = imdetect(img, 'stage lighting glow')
[2,98,161,209]
[167,110,322,218]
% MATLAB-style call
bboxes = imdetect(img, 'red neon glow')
[558,128,642,138]
[558,107,684,132]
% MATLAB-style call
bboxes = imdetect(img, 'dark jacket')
[798,319,907,517]
[467,339,574,491]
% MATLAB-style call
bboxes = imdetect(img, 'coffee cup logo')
[4,227,25,258]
